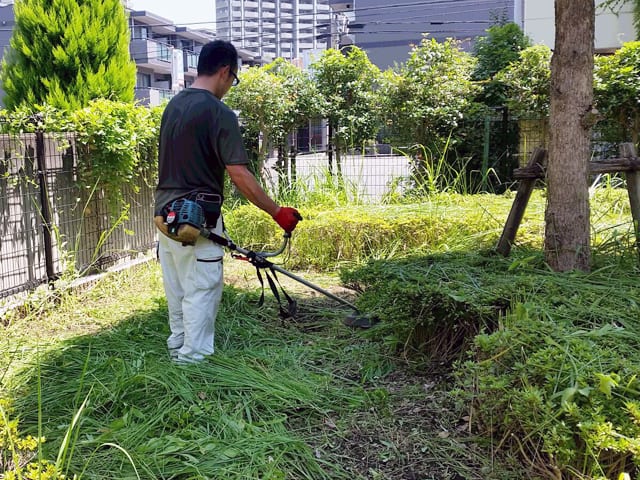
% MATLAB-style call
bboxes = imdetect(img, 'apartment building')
[129,10,262,106]
[129,10,213,106]
[216,0,332,62]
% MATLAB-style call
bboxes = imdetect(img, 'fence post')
[496,147,547,256]
[620,143,640,258]
[482,115,490,190]
[36,130,55,283]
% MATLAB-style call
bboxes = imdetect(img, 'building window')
[132,25,149,40]
[136,73,151,88]
[186,51,198,69]
[158,42,172,62]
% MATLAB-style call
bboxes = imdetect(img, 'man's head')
[195,40,240,98]
[197,40,238,76]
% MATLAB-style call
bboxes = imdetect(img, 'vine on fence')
[0,101,162,215]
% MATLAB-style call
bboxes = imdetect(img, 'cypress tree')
[1,0,136,110]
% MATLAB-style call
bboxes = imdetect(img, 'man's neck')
[191,76,223,99]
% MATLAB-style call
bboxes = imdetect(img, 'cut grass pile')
[1,265,369,479]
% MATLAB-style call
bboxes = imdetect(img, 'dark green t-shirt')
[154,88,249,215]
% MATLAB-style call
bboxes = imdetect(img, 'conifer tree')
[1,0,136,110]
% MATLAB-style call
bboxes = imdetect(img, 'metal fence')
[263,152,413,202]
[0,113,628,301]
[0,129,156,300]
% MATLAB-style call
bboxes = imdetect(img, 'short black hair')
[197,40,238,76]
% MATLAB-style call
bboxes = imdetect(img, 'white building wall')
[524,0,635,51]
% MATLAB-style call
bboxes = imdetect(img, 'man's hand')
[273,207,302,232]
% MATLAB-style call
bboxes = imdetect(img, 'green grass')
[1,263,370,479]
[1,186,638,479]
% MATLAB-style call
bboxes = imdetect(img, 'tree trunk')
[544,0,595,272]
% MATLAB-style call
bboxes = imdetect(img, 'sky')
[128,0,216,29]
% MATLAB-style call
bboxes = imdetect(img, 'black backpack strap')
[265,266,297,319]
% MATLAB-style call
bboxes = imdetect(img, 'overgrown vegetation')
[3,182,637,478]
[0,101,162,213]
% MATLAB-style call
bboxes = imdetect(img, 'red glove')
[273,207,302,232]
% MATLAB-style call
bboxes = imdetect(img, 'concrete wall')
[524,0,635,51]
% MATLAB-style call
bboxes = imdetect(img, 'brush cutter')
[200,228,378,329]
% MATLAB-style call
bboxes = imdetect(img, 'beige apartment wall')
[524,0,635,51]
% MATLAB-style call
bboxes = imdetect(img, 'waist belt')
[188,192,222,228]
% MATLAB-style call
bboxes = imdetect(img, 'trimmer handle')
[234,232,290,259]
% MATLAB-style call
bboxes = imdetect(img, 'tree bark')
[544,0,595,272]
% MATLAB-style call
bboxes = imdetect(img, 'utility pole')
[328,1,355,51]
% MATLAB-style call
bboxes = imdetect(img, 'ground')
[225,259,524,480]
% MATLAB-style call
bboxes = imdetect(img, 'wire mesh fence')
[0,126,156,300]
[0,112,631,301]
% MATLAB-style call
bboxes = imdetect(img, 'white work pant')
[158,219,224,363]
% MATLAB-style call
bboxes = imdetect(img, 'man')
[154,40,301,364]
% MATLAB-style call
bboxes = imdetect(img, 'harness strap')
[249,253,297,319]
[201,228,297,319]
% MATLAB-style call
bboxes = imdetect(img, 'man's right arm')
[226,164,301,232]
[226,164,279,216]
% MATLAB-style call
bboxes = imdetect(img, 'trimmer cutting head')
[343,311,379,329]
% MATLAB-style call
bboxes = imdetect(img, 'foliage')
[594,41,640,145]
[1,0,136,110]
[71,99,161,210]
[226,59,322,171]
[1,398,64,479]
[225,65,290,166]
[381,36,479,152]
[264,58,325,143]
[600,0,640,38]
[343,242,640,478]
[397,136,480,195]
[472,22,532,107]
[311,47,383,157]
[0,101,162,214]
[496,45,552,118]
[460,292,640,480]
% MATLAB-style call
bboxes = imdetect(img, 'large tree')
[545,0,595,271]
[1,0,136,110]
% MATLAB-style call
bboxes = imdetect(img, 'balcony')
[134,87,174,107]
[130,38,173,74]
[183,50,198,73]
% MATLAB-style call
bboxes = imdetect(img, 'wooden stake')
[620,143,640,256]
[496,148,547,256]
